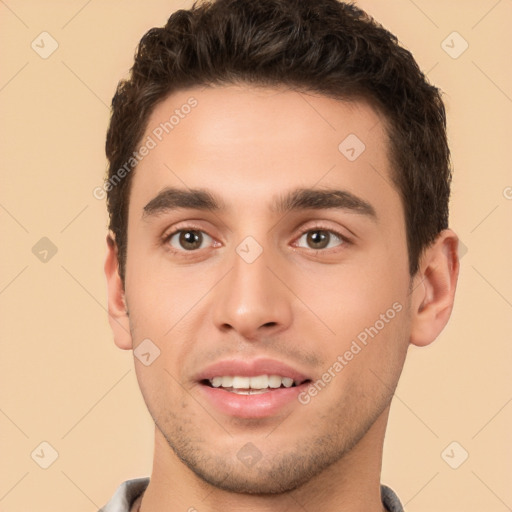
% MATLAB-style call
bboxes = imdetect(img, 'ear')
[104,232,133,350]
[409,229,460,347]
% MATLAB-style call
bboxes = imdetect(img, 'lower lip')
[198,383,309,418]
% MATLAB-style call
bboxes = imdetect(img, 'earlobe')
[104,232,133,350]
[409,229,460,347]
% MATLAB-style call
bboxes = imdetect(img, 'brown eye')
[307,230,329,249]
[168,230,212,251]
[296,229,344,250]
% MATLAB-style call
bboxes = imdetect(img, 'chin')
[185,458,316,495]
[170,439,354,496]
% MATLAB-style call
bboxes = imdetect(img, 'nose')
[211,246,293,340]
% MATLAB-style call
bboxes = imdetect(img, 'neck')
[138,408,390,512]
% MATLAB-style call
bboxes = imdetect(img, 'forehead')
[129,84,398,219]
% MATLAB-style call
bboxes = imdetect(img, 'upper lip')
[195,358,311,384]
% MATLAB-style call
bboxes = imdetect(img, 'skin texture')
[105,85,459,512]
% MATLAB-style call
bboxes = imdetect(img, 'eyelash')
[162,223,214,253]
[161,224,351,255]
[294,225,351,251]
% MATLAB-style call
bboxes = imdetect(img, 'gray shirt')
[99,477,404,511]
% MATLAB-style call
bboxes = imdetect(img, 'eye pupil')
[179,230,202,250]
[307,230,329,249]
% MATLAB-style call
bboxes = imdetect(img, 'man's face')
[122,85,413,493]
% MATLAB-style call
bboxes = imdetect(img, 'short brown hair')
[105,0,451,283]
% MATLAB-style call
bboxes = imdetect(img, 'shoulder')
[98,477,150,512]
[381,484,404,512]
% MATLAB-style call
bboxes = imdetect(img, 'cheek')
[125,241,199,319]
[133,359,189,427]
[294,255,408,336]
[291,253,411,394]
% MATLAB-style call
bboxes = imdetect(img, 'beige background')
[0,0,511,510]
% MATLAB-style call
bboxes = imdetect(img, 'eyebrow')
[142,186,377,220]
[143,187,221,218]
[271,187,376,219]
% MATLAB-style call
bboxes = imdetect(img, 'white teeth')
[268,375,282,388]
[211,377,222,388]
[249,375,269,389]
[208,374,297,390]
[282,377,294,388]
[232,376,250,389]
[221,376,233,387]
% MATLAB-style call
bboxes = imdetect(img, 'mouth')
[195,359,313,418]
[201,374,311,395]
